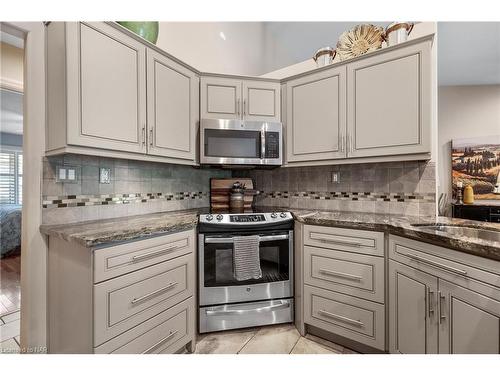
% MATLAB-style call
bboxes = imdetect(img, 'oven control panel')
[230,214,265,223]
[199,212,293,225]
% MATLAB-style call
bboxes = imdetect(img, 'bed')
[1,204,22,258]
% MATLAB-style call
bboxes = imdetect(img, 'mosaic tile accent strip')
[258,191,436,203]
[42,191,209,209]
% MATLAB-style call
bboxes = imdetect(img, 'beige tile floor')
[195,323,359,354]
[0,310,21,354]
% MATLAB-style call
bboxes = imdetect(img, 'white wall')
[156,22,265,76]
[438,85,500,202]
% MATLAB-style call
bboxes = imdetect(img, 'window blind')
[0,150,22,204]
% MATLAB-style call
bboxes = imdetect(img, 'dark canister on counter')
[229,181,245,212]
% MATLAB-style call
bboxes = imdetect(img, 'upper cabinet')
[46,22,199,165]
[284,38,433,165]
[286,66,346,162]
[201,76,280,122]
[146,49,199,161]
[347,40,431,158]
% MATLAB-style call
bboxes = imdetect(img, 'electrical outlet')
[331,171,340,183]
[56,165,80,183]
[100,167,111,184]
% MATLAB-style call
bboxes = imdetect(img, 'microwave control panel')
[264,132,280,159]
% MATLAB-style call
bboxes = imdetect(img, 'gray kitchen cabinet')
[146,48,199,161]
[296,223,386,352]
[47,22,147,154]
[347,40,431,158]
[388,235,500,354]
[201,76,280,122]
[388,260,438,354]
[286,66,347,162]
[47,229,197,354]
[438,279,500,354]
[46,22,199,165]
[284,37,433,165]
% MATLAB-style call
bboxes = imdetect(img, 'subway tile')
[42,179,63,196]
[114,167,129,181]
[81,180,99,195]
[80,155,99,166]
[62,182,82,196]
[99,181,115,195]
[81,165,99,181]
[63,154,82,166]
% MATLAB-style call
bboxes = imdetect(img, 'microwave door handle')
[261,130,266,159]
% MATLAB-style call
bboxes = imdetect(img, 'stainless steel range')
[198,210,294,333]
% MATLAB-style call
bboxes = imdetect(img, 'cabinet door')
[286,66,347,162]
[66,22,146,153]
[347,40,431,158]
[201,77,242,120]
[438,279,500,354]
[389,260,438,354]
[146,49,198,161]
[242,80,280,122]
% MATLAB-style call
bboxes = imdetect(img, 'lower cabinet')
[388,260,438,353]
[388,235,500,354]
[296,223,386,351]
[438,279,500,354]
[304,285,385,350]
[47,228,197,354]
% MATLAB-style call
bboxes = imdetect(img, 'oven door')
[199,230,293,306]
[200,119,282,165]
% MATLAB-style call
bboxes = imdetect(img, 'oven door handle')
[205,301,290,316]
[204,234,289,244]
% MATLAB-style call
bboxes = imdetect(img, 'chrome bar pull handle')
[243,99,246,116]
[438,291,446,322]
[131,282,178,306]
[318,310,364,327]
[143,330,178,353]
[132,244,181,263]
[237,99,241,117]
[399,251,467,276]
[261,130,266,159]
[149,128,154,146]
[427,287,434,317]
[142,126,146,146]
[319,268,362,281]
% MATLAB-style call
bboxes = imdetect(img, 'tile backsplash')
[235,161,436,217]
[42,155,436,225]
[42,154,230,225]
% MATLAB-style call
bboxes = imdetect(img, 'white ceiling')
[0,89,23,135]
[438,22,500,86]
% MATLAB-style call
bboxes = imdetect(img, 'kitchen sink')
[413,224,500,242]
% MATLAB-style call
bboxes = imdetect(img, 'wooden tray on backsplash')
[210,178,256,211]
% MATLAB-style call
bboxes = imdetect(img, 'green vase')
[117,21,159,44]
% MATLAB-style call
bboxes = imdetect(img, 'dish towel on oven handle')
[233,235,262,281]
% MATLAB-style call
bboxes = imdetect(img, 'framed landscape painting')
[452,135,500,200]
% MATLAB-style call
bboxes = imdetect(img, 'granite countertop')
[289,208,500,261]
[40,206,500,261]
[39,208,206,248]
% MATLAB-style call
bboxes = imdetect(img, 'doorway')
[0,30,24,352]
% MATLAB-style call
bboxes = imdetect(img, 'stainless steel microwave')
[200,119,283,166]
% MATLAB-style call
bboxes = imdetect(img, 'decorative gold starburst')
[336,24,385,61]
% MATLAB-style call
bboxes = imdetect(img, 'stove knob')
[280,212,287,218]
[270,212,278,219]
[206,214,213,221]
[216,214,223,221]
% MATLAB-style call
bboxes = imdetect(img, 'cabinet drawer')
[304,246,385,303]
[389,235,500,290]
[304,285,385,350]
[94,253,194,346]
[94,297,194,354]
[304,225,384,256]
[93,229,195,283]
